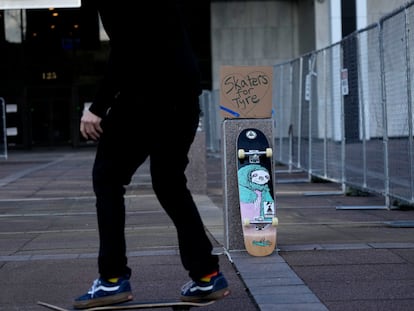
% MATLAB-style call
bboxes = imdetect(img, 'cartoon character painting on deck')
[237,164,275,225]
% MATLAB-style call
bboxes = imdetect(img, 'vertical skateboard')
[236,128,278,256]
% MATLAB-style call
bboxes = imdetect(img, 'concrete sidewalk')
[0,148,413,310]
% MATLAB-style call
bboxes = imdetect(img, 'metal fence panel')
[407,4,414,202]
[208,1,414,206]
[357,25,386,192]
[324,44,343,182]
[272,1,414,205]
[381,8,413,201]
[273,62,294,167]
[289,58,302,170]
[298,53,312,172]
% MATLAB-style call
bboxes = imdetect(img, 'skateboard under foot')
[37,300,215,311]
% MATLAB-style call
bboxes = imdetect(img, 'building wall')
[314,0,331,50]
[210,0,410,90]
[211,1,303,90]
[2,1,411,149]
[367,0,408,24]
[297,0,316,54]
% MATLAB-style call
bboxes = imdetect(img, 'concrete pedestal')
[222,118,274,253]
[186,129,207,195]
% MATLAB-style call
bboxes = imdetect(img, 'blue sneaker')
[73,277,133,309]
[180,272,230,302]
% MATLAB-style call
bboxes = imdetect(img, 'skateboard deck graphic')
[236,128,278,256]
[37,300,215,311]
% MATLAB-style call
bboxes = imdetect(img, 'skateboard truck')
[238,148,273,164]
[243,216,278,230]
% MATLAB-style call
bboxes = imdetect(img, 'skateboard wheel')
[238,149,246,159]
[266,148,273,158]
[243,218,250,226]
[272,217,278,226]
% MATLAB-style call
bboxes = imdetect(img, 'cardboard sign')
[219,66,273,119]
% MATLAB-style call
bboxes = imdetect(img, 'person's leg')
[150,150,219,279]
[149,96,230,301]
[74,109,148,309]
[150,99,218,278]
[93,136,148,279]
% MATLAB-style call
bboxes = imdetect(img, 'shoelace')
[87,279,100,297]
[181,280,195,292]
[181,279,214,294]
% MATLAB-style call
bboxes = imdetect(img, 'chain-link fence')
[201,1,414,207]
[272,1,414,207]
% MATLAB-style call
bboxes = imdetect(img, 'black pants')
[92,94,219,281]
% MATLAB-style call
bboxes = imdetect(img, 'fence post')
[403,8,414,202]
[356,32,368,188]
[378,21,390,208]
[307,54,316,178]
[297,57,303,169]
[322,49,328,178]
[339,44,347,193]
